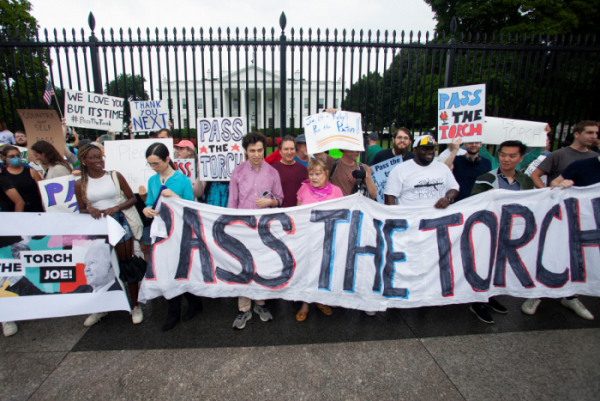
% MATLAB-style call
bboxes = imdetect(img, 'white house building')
[160,66,345,130]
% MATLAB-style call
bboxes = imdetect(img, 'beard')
[393,143,404,155]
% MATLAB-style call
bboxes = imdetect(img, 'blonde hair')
[307,158,328,174]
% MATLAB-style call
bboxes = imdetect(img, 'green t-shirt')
[366,144,382,165]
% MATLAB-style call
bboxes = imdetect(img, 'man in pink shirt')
[228,131,284,329]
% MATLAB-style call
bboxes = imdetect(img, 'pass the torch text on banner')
[437,84,485,144]
[369,155,403,203]
[104,138,173,194]
[173,159,197,182]
[38,175,80,213]
[130,100,169,132]
[140,186,600,310]
[0,213,131,322]
[304,111,364,154]
[64,89,125,131]
[483,117,548,147]
[196,116,245,181]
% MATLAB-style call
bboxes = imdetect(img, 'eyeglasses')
[147,161,162,168]
[15,135,26,139]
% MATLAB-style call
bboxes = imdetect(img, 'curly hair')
[31,140,72,172]
[77,144,104,207]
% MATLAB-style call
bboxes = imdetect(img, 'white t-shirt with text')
[384,159,459,207]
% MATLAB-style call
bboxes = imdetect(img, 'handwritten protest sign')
[483,117,548,147]
[304,111,364,154]
[64,89,124,131]
[104,138,173,193]
[173,159,197,182]
[130,100,169,132]
[17,109,65,162]
[369,155,403,203]
[197,116,245,181]
[437,83,485,144]
[38,175,79,213]
[16,145,28,160]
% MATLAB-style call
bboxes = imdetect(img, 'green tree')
[0,0,50,129]
[105,73,148,124]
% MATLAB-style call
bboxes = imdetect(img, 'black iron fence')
[1,12,599,148]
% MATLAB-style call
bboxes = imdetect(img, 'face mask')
[8,157,22,167]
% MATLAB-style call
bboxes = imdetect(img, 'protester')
[0,120,15,144]
[74,143,144,326]
[366,132,382,165]
[14,131,27,147]
[551,155,600,189]
[322,148,377,200]
[444,138,492,202]
[264,137,283,164]
[478,126,548,172]
[142,142,200,331]
[295,134,310,167]
[156,127,173,138]
[0,171,25,212]
[174,140,197,160]
[0,146,44,212]
[370,127,414,166]
[469,140,533,323]
[272,135,308,208]
[30,140,72,179]
[295,158,342,321]
[0,145,31,170]
[228,131,284,329]
[530,121,598,188]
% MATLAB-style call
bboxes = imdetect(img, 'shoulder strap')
[357,162,365,172]
[329,159,341,179]
[110,170,122,194]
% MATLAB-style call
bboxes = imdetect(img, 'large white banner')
[369,155,403,203]
[438,84,485,144]
[130,100,169,132]
[304,111,364,154]
[484,116,548,146]
[104,138,173,193]
[197,116,245,181]
[38,175,80,213]
[0,213,131,322]
[139,185,600,311]
[64,89,125,131]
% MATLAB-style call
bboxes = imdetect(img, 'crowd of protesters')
[1,113,598,337]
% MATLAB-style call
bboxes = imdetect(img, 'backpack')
[329,159,370,197]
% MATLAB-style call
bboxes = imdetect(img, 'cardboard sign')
[130,100,169,132]
[38,175,80,213]
[104,138,173,193]
[17,109,65,162]
[64,89,124,131]
[304,111,364,154]
[437,84,485,144]
[197,116,245,181]
[369,155,403,203]
[173,159,197,182]
[483,117,548,147]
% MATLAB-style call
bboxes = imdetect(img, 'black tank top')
[1,167,44,212]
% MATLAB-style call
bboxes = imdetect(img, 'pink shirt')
[228,160,284,209]
[296,183,344,205]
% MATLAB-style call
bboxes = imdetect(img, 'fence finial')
[279,12,287,33]
[88,12,96,33]
[450,16,457,37]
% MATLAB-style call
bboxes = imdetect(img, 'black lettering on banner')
[419,213,463,297]
[536,204,569,288]
[382,219,409,298]
[494,204,536,288]
[564,197,600,282]
[255,213,296,288]
[145,204,174,280]
[213,215,257,284]
[343,211,384,293]
[460,211,498,292]
[175,207,215,283]
[310,209,350,290]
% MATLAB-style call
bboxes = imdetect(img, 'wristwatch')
[446,197,454,204]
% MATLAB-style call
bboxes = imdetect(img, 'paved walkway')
[2,295,600,400]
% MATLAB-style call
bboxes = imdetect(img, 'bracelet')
[446,197,454,204]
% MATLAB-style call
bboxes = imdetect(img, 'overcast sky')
[30,0,437,39]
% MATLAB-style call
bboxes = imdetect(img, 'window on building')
[251,99,256,111]
[182,98,187,109]
[168,98,173,109]
[197,97,203,109]
[213,97,219,109]
[289,97,295,109]
[233,99,239,110]
[268,99,273,110]
[304,98,308,109]
[334,98,338,108]
[183,118,188,128]
[318,98,324,109]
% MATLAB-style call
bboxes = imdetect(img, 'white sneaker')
[561,298,594,320]
[132,306,144,324]
[84,312,108,327]
[521,298,541,315]
[2,321,18,337]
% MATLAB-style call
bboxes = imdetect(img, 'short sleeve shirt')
[561,157,600,187]
[537,146,598,183]
[384,160,459,207]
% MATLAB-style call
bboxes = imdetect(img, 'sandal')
[296,310,308,322]
[317,304,333,316]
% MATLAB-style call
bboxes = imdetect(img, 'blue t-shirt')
[561,157,600,187]
[452,155,492,201]
[294,155,309,167]
[146,170,194,207]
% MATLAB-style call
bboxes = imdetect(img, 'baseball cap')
[296,134,306,143]
[368,132,378,141]
[174,140,195,148]
[413,135,438,148]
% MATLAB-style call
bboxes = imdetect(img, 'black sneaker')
[470,303,494,324]
[486,298,508,314]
